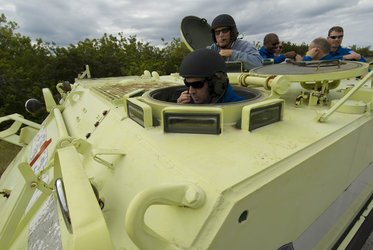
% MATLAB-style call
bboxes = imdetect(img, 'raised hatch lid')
[180,16,214,51]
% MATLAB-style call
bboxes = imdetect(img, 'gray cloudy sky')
[1,0,373,48]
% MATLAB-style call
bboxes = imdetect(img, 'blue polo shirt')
[329,46,366,62]
[259,47,286,64]
[302,54,335,61]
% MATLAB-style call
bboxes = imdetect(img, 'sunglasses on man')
[329,35,344,39]
[184,79,206,89]
[214,28,230,36]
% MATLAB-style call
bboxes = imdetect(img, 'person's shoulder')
[233,39,256,50]
[207,43,219,50]
[221,83,246,103]
[235,39,254,46]
[259,46,269,57]
[339,46,350,50]
[322,54,335,60]
[338,46,352,53]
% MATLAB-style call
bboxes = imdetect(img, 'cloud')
[1,0,372,48]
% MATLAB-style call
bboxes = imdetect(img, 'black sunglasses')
[214,28,230,36]
[329,35,344,39]
[184,79,206,89]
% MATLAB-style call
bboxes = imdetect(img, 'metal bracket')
[78,65,91,79]
[0,114,41,146]
[92,149,126,169]
[317,70,373,122]
[18,162,53,195]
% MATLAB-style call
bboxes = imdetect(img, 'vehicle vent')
[92,83,176,104]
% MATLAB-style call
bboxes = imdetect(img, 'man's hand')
[343,52,362,60]
[305,48,319,59]
[177,90,191,104]
[295,54,303,61]
[284,51,296,59]
[219,49,233,57]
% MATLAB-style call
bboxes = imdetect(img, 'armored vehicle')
[0,16,372,249]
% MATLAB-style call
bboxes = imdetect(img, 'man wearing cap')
[177,49,246,104]
[207,14,263,71]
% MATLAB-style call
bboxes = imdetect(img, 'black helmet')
[179,49,228,97]
[210,14,238,43]
[179,49,226,78]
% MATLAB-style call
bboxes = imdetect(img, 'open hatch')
[180,16,213,51]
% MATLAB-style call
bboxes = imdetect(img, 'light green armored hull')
[0,59,373,249]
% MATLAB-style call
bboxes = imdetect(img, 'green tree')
[160,37,190,74]
[350,45,372,59]
[0,14,54,122]
[281,41,309,56]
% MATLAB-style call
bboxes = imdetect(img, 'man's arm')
[272,54,286,64]
[302,48,318,61]
[229,40,263,67]
[342,52,364,61]
[334,47,366,62]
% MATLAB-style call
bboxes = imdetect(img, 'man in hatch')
[207,14,263,70]
[177,49,246,104]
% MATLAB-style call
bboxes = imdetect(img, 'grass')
[0,141,21,178]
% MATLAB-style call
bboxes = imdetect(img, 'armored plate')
[250,60,368,82]
[180,16,214,51]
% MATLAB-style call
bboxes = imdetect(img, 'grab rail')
[0,114,41,146]
[125,183,205,250]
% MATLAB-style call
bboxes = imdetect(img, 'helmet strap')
[208,72,228,102]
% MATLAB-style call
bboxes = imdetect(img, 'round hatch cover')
[249,60,368,81]
[180,16,214,51]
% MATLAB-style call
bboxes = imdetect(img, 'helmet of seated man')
[210,14,239,43]
[179,48,228,97]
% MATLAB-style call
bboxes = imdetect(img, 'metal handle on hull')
[55,178,72,233]
[125,183,205,250]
